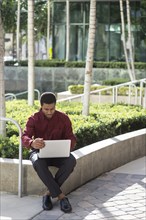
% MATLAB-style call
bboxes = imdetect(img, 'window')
[52,1,146,62]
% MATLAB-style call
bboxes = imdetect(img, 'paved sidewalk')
[1,157,146,220]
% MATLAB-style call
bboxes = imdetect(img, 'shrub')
[68,82,144,96]
[68,84,109,95]
[4,60,146,69]
[102,78,129,86]
[1,100,146,159]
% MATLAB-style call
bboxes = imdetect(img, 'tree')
[1,0,17,33]
[66,0,70,61]
[16,0,20,61]
[126,0,135,80]
[119,0,135,81]
[82,0,96,116]
[47,0,51,59]
[141,0,146,44]
[1,0,47,61]
[27,0,35,106]
[46,0,54,59]
[0,4,6,136]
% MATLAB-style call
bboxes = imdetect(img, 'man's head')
[40,92,57,119]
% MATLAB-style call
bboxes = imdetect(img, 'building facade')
[52,0,146,62]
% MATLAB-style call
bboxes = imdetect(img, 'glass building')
[51,0,146,62]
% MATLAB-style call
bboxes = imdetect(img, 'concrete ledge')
[0,129,145,195]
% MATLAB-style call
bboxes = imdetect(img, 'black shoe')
[42,195,53,210]
[60,197,72,213]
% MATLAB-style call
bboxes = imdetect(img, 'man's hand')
[31,138,45,149]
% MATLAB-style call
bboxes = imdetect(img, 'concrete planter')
[0,129,145,196]
[4,66,146,93]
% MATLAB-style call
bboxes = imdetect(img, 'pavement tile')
[102,201,118,207]
[105,207,119,212]
[31,171,146,220]
[78,201,95,209]
[74,210,90,218]
[2,157,145,220]
[83,214,102,219]
[134,213,146,219]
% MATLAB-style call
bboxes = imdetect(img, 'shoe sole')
[42,205,53,210]
[61,208,72,213]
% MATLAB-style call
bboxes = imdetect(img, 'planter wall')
[4,66,146,94]
[0,129,145,196]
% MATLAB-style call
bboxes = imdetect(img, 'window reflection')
[52,1,146,62]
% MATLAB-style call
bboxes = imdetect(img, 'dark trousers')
[29,151,76,198]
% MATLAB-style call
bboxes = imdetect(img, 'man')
[22,92,77,213]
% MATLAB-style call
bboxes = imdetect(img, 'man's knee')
[69,154,76,169]
[29,151,39,164]
[29,152,44,171]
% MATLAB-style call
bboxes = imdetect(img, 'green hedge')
[4,60,146,69]
[0,100,146,159]
[68,84,145,96]
[103,78,129,85]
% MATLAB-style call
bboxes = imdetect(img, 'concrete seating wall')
[5,66,145,93]
[0,129,145,196]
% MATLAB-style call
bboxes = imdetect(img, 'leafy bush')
[1,100,146,159]
[68,84,84,94]
[68,84,109,94]
[102,78,129,86]
[0,135,19,158]
[68,83,144,96]
[4,60,146,69]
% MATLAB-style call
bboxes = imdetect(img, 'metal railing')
[5,93,17,100]
[5,89,41,101]
[58,78,146,108]
[0,117,22,197]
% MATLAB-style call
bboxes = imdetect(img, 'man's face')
[41,103,56,119]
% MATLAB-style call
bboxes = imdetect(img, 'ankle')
[58,193,65,200]
[44,190,50,196]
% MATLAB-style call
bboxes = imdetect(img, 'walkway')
[1,157,146,220]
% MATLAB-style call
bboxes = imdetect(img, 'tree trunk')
[82,0,96,116]
[16,0,20,62]
[27,0,35,105]
[66,0,70,61]
[126,0,136,80]
[0,10,6,136]
[119,0,135,81]
[119,0,133,81]
[47,0,51,59]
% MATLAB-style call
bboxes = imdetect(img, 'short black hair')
[40,92,56,106]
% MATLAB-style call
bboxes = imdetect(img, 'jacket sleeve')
[21,117,35,149]
[63,116,77,151]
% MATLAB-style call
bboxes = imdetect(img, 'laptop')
[38,139,71,158]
